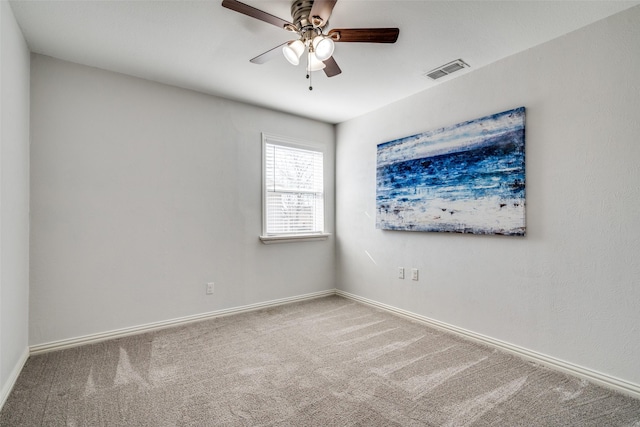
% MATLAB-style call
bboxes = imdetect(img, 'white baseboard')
[30,289,336,355]
[336,289,640,400]
[0,347,29,411]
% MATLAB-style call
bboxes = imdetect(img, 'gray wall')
[0,0,30,403]
[336,6,640,386]
[29,55,335,346]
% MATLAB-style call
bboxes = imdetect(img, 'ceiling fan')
[221,0,399,84]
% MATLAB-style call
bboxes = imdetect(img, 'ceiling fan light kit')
[311,35,334,61]
[221,0,400,85]
[283,40,305,65]
[283,28,334,67]
[306,53,327,72]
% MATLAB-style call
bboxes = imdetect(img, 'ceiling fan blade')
[328,28,399,43]
[309,0,337,27]
[250,42,290,64]
[323,57,342,77]
[221,0,292,29]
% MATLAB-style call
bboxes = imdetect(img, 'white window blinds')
[263,137,324,236]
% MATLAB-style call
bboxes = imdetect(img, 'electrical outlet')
[411,268,419,281]
[398,267,405,279]
[206,282,215,295]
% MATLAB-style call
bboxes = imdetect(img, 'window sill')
[259,233,331,244]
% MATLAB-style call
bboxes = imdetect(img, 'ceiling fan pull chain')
[307,51,313,91]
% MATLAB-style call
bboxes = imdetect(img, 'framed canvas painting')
[376,107,525,236]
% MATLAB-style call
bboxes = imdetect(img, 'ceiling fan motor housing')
[291,0,317,32]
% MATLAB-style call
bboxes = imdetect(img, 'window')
[260,134,329,243]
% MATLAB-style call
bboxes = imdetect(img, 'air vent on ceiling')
[424,59,469,80]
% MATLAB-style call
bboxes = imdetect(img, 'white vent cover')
[424,59,469,80]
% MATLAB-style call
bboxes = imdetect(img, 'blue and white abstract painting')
[376,107,525,236]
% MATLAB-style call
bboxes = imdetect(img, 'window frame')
[260,133,330,244]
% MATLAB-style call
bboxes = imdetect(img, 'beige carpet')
[2,295,640,426]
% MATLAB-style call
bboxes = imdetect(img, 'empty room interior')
[2,0,640,425]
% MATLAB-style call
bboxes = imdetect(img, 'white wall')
[30,55,335,346]
[0,0,30,403]
[336,6,640,386]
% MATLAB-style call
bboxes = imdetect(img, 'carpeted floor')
[2,295,640,426]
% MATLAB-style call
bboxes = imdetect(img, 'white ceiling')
[9,0,640,124]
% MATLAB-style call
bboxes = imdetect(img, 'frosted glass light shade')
[283,40,305,65]
[312,36,334,61]
[307,53,326,72]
